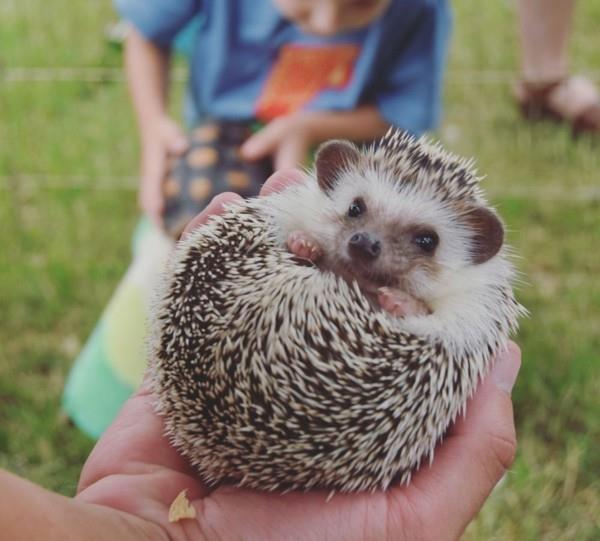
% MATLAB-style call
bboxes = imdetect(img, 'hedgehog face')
[324,183,446,297]
[313,139,505,303]
[312,142,453,297]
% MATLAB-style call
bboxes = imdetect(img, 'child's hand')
[241,114,313,170]
[240,107,390,170]
[139,115,189,226]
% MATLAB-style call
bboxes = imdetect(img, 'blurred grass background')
[1,1,598,539]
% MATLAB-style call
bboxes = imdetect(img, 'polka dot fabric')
[163,121,273,238]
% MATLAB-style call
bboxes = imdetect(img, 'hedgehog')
[149,129,524,493]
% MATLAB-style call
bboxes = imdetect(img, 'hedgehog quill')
[150,129,525,493]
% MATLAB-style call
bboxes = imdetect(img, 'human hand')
[241,114,315,170]
[139,115,189,227]
[75,169,521,540]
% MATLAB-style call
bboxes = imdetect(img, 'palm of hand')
[77,361,517,541]
[76,382,391,541]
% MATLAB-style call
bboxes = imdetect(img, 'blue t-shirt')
[116,0,451,135]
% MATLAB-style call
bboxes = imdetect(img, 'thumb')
[181,192,244,239]
[393,342,521,540]
[161,118,189,155]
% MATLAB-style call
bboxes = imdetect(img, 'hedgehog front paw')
[378,288,430,317]
[287,231,323,263]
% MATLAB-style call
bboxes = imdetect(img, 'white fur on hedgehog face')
[308,166,478,304]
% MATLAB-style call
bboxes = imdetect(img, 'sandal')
[514,75,600,136]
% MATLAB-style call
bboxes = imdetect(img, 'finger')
[78,467,207,536]
[389,342,521,540]
[162,118,189,155]
[181,192,243,239]
[260,168,306,196]
[240,122,279,160]
[166,137,189,156]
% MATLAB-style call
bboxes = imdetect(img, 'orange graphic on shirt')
[255,44,360,121]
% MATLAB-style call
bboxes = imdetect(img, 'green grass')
[1,0,599,539]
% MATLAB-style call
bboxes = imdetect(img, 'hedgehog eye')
[413,230,439,253]
[347,198,366,218]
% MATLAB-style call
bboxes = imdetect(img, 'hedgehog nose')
[349,232,381,261]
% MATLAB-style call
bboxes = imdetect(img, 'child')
[124,0,451,224]
[63,0,451,438]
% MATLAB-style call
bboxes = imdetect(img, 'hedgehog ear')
[463,206,504,264]
[315,140,361,193]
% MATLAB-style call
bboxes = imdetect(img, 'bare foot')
[377,287,430,317]
[287,231,323,263]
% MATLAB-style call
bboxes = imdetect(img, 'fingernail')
[490,344,521,394]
